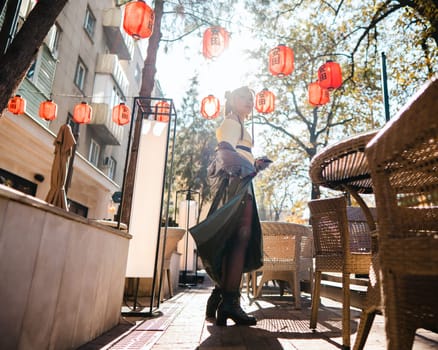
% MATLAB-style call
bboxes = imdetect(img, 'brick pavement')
[79,279,438,350]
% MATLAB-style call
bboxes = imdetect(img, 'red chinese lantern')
[73,102,92,124]
[200,95,220,119]
[7,95,26,115]
[112,102,131,126]
[155,101,170,122]
[318,60,342,90]
[202,26,229,59]
[255,88,275,114]
[123,0,154,40]
[39,99,58,121]
[308,82,330,106]
[269,45,294,77]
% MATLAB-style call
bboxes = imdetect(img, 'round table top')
[309,130,379,194]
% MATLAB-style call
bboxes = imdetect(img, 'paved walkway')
[79,279,438,350]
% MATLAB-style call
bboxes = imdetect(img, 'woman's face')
[233,89,254,118]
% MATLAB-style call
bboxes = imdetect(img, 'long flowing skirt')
[190,173,263,285]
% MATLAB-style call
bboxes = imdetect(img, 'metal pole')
[117,98,138,230]
[150,99,177,312]
[381,52,390,122]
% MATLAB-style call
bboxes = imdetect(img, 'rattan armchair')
[365,78,438,350]
[250,221,313,309]
[308,196,372,349]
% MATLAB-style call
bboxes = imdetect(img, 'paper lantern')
[308,82,330,106]
[318,60,342,90]
[155,101,170,122]
[7,95,26,115]
[73,102,92,124]
[255,88,275,114]
[39,100,58,121]
[202,26,229,59]
[200,95,220,119]
[112,102,131,125]
[269,45,294,77]
[123,0,154,40]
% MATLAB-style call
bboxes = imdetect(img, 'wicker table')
[309,130,379,233]
[309,130,381,350]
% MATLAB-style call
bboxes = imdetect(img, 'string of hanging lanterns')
[182,13,343,115]
[6,94,172,127]
[7,2,344,123]
[145,8,341,120]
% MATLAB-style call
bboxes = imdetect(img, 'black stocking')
[221,194,253,292]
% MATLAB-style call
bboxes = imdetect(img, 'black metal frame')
[174,189,200,287]
[120,96,178,317]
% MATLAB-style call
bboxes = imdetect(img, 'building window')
[89,139,100,166]
[105,157,116,180]
[68,199,88,218]
[84,7,96,38]
[74,58,87,91]
[0,168,37,196]
[46,23,61,57]
[19,0,38,18]
[26,59,36,80]
[134,63,141,84]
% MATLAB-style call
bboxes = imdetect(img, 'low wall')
[0,185,131,350]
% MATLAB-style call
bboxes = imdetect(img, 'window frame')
[46,23,61,57]
[84,6,96,38]
[74,58,87,91]
[106,157,116,180]
[89,139,100,167]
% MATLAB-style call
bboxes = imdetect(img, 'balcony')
[89,102,124,145]
[102,7,134,61]
[95,54,129,97]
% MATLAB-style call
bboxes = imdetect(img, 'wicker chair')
[346,206,383,350]
[308,196,372,349]
[250,221,313,309]
[365,77,438,350]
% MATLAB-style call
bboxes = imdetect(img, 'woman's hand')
[255,156,272,172]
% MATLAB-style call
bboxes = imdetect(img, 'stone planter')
[0,185,131,350]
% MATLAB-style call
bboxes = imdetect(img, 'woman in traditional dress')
[190,86,271,326]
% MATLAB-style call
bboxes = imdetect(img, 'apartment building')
[0,0,161,219]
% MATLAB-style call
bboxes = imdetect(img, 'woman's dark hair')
[224,86,253,116]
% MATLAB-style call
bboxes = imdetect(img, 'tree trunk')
[0,0,68,114]
[120,0,164,225]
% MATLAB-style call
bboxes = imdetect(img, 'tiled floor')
[79,279,438,350]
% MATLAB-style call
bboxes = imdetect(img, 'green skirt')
[189,173,263,286]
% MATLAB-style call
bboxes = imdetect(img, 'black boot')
[205,286,222,319]
[216,291,257,326]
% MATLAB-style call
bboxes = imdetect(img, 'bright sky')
[155,27,260,109]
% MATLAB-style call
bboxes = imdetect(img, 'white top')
[216,118,254,164]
